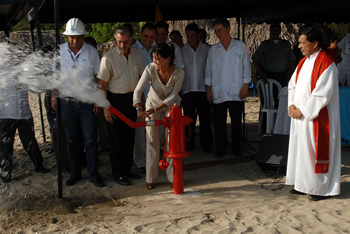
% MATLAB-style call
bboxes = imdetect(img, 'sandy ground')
[1,91,350,233]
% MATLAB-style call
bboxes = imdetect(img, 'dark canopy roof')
[1,0,350,32]
[0,0,36,32]
[37,0,350,24]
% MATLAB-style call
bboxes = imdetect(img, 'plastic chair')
[256,79,282,134]
[248,81,256,101]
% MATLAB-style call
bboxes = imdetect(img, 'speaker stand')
[241,101,259,152]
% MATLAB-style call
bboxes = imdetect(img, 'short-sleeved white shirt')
[97,46,142,94]
[59,41,100,98]
[205,38,252,104]
[181,42,210,94]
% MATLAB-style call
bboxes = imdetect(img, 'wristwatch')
[136,107,143,111]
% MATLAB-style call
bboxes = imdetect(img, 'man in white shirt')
[98,25,143,186]
[51,18,104,187]
[0,75,49,183]
[131,23,157,174]
[205,18,252,158]
[337,33,350,86]
[253,23,295,108]
[155,21,184,69]
[181,23,213,152]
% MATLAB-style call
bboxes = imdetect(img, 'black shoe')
[116,175,131,186]
[90,178,105,187]
[35,166,50,173]
[233,149,242,157]
[65,177,79,186]
[138,167,146,174]
[214,151,225,158]
[308,195,331,201]
[290,189,305,195]
[127,171,141,179]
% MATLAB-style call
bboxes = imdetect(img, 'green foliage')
[12,15,30,31]
[328,23,350,39]
[85,23,122,45]
[85,22,143,45]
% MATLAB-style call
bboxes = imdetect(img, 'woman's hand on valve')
[144,107,157,119]
[137,108,148,119]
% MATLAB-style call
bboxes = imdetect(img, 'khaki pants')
[145,100,173,183]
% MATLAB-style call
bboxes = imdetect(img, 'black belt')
[108,91,134,96]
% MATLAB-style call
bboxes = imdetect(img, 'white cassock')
[285,49,341,196]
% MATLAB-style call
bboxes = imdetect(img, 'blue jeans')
[61,99,100,181]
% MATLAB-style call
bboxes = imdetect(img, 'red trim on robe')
[295,50,333,174]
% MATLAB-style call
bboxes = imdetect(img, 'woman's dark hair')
[151,42,175,65]
[299,25,328,53]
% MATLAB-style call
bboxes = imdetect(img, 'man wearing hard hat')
[51,18,105,187]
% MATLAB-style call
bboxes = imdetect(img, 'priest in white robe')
[285,25,341,201]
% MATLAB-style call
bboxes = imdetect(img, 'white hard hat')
[63,18,88,36]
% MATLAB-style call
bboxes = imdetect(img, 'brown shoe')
[170,182,174,188]
[146,183,155,190]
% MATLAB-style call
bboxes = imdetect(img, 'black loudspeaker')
[256,134,289,173]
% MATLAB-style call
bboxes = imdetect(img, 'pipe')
[108,105,164,128]
[54,0,62,199]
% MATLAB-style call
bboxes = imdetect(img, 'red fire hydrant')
[108,105,192,195]
[160,106,192,195]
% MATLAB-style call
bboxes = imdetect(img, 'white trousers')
[145,101,173,183]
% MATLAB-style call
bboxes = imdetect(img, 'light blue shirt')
[131,40,155,99]
[205,38,252,104]
[59,41,100,98]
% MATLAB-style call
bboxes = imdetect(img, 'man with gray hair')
[98,24,143,186]
[205,18,251,158]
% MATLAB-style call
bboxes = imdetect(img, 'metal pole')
[54,0,63,199]
[4,29,10,41]
[241,18,245,42]
[236,17,240,40]
[34,6,46,143]
[29,21,35,51]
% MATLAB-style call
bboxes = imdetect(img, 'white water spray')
[0,43,111,108]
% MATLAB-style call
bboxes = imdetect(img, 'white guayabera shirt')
[181,41,210,95]
[205,38,251,104]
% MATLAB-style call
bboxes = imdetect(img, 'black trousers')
[44,90,70,170]
[182,92,213,151]
[107,91,136,179]
[0,118,44,182]
[213,101,243,153]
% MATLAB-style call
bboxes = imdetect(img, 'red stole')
[295,50,333,174]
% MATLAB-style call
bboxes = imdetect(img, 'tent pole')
[241,18,245,42]
[34,6,43,49]
[54,0,63,199]
[29,20,35,51]
[4,29,10,42]
[34,6,46,144]
[236,17,240,40]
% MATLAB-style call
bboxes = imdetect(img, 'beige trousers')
[145,100,173,183]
